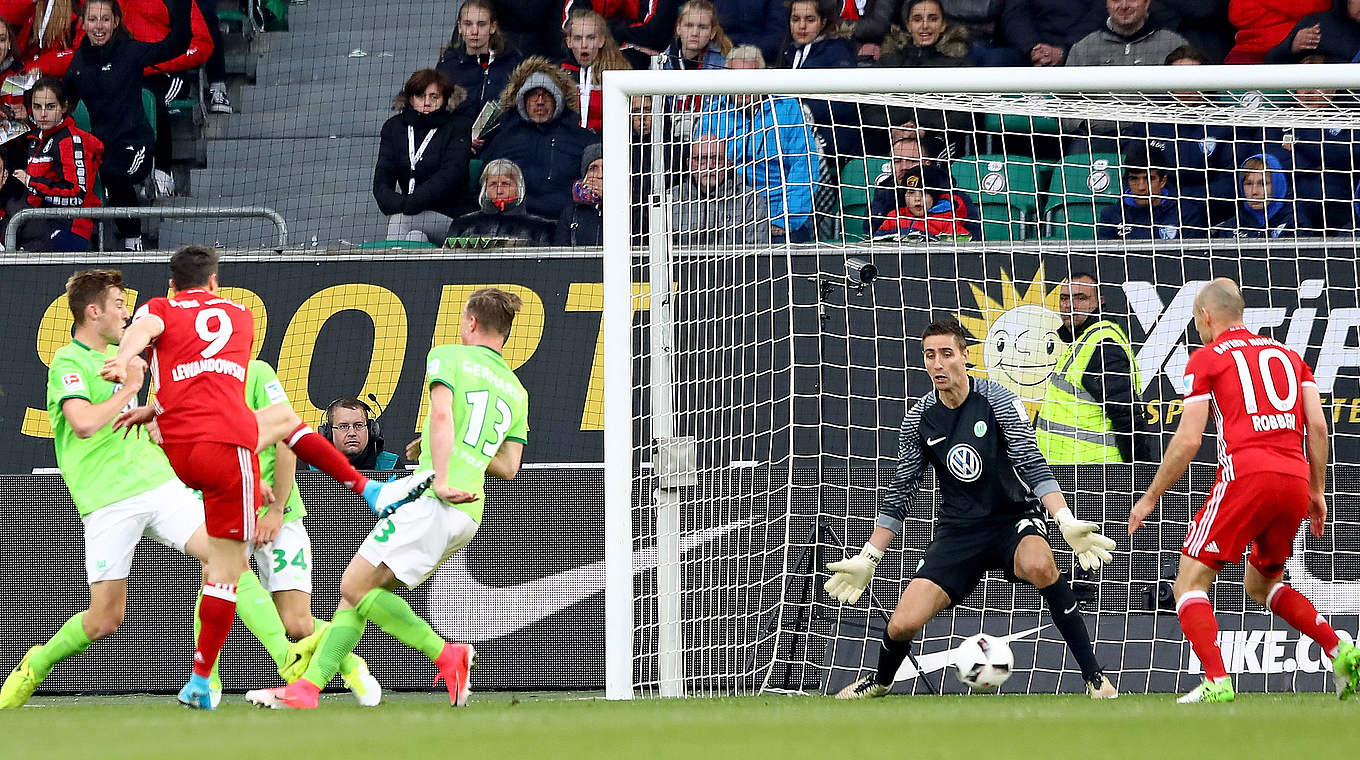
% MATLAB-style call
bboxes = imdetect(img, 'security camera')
[846,257,877,285]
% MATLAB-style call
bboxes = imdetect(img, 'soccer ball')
[954,633,1014,691]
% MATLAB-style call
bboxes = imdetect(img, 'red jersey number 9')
[195,307,233,358]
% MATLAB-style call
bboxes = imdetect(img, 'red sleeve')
[137,298,169,331]
[1182,348,1215,403]
[143,0,213,75]
[1298,354,1317,388]
[27,133,92,202]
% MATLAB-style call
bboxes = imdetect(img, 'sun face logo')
[958,265,1065,404]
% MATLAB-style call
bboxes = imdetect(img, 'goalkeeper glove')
[1055,507,1115,571]
[825,542,884,605]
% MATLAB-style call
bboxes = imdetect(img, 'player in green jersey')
[0,270,293,710]
[247,288,528,709]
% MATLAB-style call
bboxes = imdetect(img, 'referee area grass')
[2,691,1353,759]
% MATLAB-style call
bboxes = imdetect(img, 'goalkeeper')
[829,320,1118,699]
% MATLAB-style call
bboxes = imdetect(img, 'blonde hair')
[566,8,631,86]
[677,0,733,56]
[726,44,765,68]
[32,0,75,50]
[466,287,523,337]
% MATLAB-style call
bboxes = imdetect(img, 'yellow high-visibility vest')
[1036,319,1140,464]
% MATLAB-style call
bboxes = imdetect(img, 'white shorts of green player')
[251,521,313,595]
[83,479,204,583]
[357,481,479,588]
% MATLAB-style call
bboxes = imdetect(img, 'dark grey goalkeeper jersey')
[877,376,1061,533]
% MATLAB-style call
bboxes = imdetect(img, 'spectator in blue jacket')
[695,45,820,241]
[714,0,786,62]
[776,0,861,156]
[1097,149,1206,240]
[481,56,600,220]
[1211,153,1317,239]
[435,0,524,120]
[1266,0,1360,63]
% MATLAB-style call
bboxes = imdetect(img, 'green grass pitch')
[2,691,1354,759]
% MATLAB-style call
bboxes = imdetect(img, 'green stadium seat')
[357,240,438,249]
[980,101,1062,153]
[1042,153,1123,240]
[838,155,891,241]
[950,154,1046,241]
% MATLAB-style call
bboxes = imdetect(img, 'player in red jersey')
[100,246,429,709]
[1130,278,1359,703]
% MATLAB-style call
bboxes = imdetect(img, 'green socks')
[302,608,365,689]
[355,588,445,661]
[31,612,93,678]
[233,571,289,668]
[310,617,364,679]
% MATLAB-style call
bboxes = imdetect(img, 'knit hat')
[581,143,603,176]
[517,72,565,122]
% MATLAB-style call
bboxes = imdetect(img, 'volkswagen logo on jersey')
[946,443,982,482]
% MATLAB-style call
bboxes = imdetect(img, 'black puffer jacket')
[373,100,472,218]
[63,0,191,150]
[553,199,602,246]
[435,45,524,118]
[446,193,555,246]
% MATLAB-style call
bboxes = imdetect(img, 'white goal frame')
[600,63,1360,700]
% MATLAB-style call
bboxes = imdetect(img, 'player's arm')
[987,379,1115,568]
[101,312,163,383]
[1129,398,1208,534]
[824,402,923,604]
[486,439,524,480]
[255,442,291,545]
[426,382,476,503]
[62,356,146,438]
[1302,382,1328,537]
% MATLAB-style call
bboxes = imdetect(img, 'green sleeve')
[48,352,93,409]
[246,360,289,411]
[507,393,528,444]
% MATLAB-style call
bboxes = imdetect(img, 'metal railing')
[4,206,289,251]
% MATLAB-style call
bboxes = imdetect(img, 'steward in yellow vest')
[1037,275,1149,464]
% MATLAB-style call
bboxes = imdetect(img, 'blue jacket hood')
[1239,152,1289,225]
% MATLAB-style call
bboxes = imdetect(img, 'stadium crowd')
[378,0,1360,248]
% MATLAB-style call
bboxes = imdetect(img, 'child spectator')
[445,159,556,246]
[14,76,103,251]
[871,167,974,240]
[1211,154,1316,238]
[482,57,598,221]
[877,0,974,67]
[560,8,632,133]
[436,0,524,120]
[554,143,603,246]
[1097,148,1206,240]
[373,69,472,245]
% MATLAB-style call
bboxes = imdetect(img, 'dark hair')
[403,69,455,101]
[922,319,967,350]
[66,268,123,325]
[1165,44,1206,66]
[1068,271,1098,284]
[169,245,218,291]
[83,0,132,43]
[25,76,68,112]
[902,0,945,23]
[466,287,523,337]
[327,398,372,423]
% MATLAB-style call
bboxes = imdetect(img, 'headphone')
[318,397,383,442]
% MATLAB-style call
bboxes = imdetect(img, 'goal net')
[601,65,1360,699]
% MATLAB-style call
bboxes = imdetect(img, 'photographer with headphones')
[317,398,402,471]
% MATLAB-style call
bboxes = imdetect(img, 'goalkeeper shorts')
[357,485,479,589]
[913,512,1047,605]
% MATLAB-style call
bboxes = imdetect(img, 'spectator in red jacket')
[561,8,632,132]
[13,76,102,250]
[0,0,30,28]
[121,0,212,104]
[21,0,83,77]
[1224,0,1328,63]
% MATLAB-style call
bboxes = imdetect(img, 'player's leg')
[1242,476,1358,698]
[168,442,258,709]
[1010,533,1114,697]
[835,578,951,700]
[1171,554,1232,702]
[2,495,152,707]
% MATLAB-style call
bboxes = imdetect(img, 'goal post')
[602,64,1360,700]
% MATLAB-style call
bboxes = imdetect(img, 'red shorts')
[161,441,261,542]
[1181,471,1308,575]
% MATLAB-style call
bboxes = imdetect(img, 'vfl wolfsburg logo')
[946,443,982,482]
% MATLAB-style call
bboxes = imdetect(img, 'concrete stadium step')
[203,104,392,140]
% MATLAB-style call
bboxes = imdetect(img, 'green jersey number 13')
[463,389,512,456]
